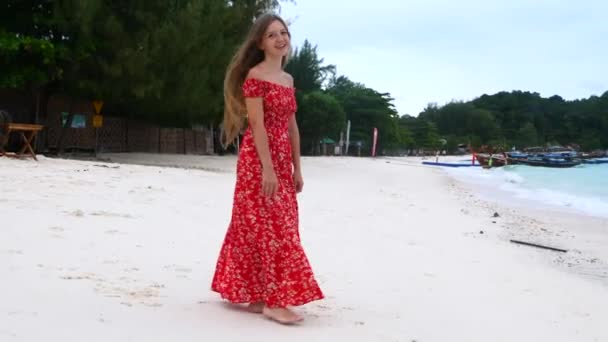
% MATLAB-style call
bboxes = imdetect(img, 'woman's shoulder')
[242,69,267,98]
[282,72,294,88]
[246,67,265,81]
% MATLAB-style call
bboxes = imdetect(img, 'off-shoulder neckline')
[244,78,294,90]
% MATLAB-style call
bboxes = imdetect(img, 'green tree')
[399,125,415,149]
[1,0,101,123]
[516,122,539,148]
[417,90,608,151]
[297,91,345,155]
[326,76,401,154]
[419,121,441,150]
[285,39,335,93]
[398,115,419,150]
[1,0,287,128]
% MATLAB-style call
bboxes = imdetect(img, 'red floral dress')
[211,78,324,308]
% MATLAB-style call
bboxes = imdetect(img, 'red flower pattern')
[211,78,324,308]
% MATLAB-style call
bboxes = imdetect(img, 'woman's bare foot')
[246,302,264,313]
[262,306,303,325]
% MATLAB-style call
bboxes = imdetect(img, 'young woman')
[211,13,324,325]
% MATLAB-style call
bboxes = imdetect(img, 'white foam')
[445,166,608,219]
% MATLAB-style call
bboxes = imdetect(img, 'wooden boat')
[580,151,607,159]
[505,151,529,165]
[422,161,481,168]
[506,148,584,168]
[515,156,581,168]
[582,158,608,165]
[474,153,507,168]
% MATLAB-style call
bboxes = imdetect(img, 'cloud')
[280,0,608,115]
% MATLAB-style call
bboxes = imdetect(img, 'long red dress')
[211,78,324,308]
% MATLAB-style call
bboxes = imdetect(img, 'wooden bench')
[0,123,44,161]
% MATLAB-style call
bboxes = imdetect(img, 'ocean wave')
[445,164,608,218]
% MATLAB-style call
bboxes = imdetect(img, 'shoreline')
[438,162,608,287]
[452,175,608,284]
[384,155,608,286]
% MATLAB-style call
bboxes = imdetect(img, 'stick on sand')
[510,239,568,253]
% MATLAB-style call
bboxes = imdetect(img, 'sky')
[279,0,608,116]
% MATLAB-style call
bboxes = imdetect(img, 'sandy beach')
[1,154,607,342]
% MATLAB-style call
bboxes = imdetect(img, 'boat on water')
[580,150,608,159]
[513,155,582,168]
[421,161,480,168]
[503,146,583,168]
[474,153,508,168]
[582,158,608,165]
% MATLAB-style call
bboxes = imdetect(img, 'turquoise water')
[505,163,608,199]
[447,162,608,218]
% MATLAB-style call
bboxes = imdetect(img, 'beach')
[1,154,607,342]
[387,155,608,287]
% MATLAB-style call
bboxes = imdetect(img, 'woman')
[211,13,324,325]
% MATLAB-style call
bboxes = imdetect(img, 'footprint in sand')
[123,267,140,273]
[91,211,133,219]
[105,229,128,236]
[61,272,101,281]
[63,270,165,307]
[164,264,192,273]
[0,330,17,338]
[68,210,85,217]
[164,264,192,279]
[100,283,164,307]
[7,311,38,317]
[64,210,133,219]
[48,226,65,239]
[129,185,166,194]
[118,276,138,284]
[146,185,166,192]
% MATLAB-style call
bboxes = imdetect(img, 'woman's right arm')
[245,95,278,197]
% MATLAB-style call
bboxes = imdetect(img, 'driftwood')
[510,239,568,253]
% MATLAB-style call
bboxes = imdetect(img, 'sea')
[445,160,608,219]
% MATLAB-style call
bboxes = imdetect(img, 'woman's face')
[260,20,290,58]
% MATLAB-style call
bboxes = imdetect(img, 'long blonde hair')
[221,13,291,147]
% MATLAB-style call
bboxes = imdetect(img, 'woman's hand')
[293,169,304,193]
[262,167,279,197]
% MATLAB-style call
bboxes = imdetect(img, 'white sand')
[1,154,607,342]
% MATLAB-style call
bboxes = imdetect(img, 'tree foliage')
[417,91,608,151]
[2,2,606,154]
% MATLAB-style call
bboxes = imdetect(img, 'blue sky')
[279,0,608,116]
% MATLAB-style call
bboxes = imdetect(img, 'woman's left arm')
[288,114,304,193]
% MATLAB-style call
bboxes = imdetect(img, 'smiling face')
[259,19,291,59]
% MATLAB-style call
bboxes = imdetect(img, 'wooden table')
[0,123,44,161]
